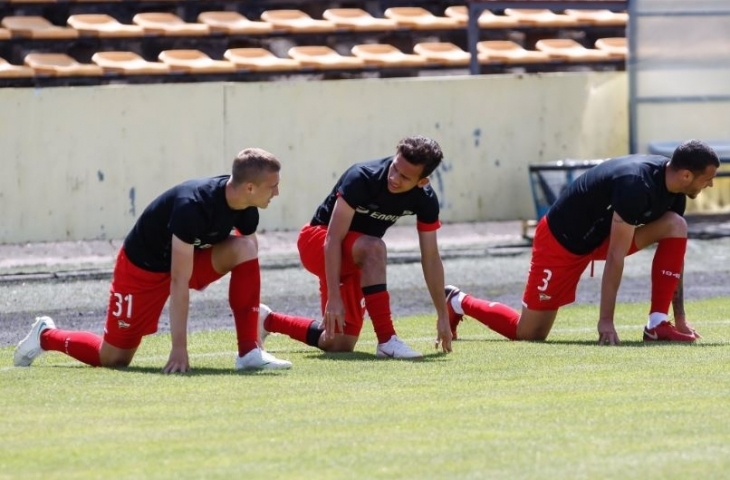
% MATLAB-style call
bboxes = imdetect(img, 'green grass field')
[3,299,730,480]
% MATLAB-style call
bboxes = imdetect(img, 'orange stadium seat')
[24,53,103,76]
[564,9,628,27]
[224,48,301,71]
[0,28,11,39]
[477,40,551,63]
[260,9,337,33]
[535,38,611,61]
[197,12,274,35]
[0,57,34,77]
[594,37,627,58]
[444,6,520,28]
[384,7,460,30]
[158,49,235,73]
[351,44,427,67]
[413,42,471,66]
[322,8,398,31]
[68,14,144,37]
[287,46,365,69]
[503,9,579,28]
[2,16,78,39]
[132,13,209,36]
[92,51,170,74]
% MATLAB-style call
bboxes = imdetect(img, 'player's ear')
[417,177,430,188]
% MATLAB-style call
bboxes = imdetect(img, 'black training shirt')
[123,175,259,272]
[546,155,686,255]
[310,157,441,237]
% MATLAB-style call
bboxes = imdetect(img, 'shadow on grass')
[305,351,450,362]
[454,338,727,347]
[67,365,293,376]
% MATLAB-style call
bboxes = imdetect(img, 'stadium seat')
[0,28,11,39]
[595,37,627,58]
[444,6,520,28]
[260,10,337,33]
[503,9,579,28]
[24,53,103,76]
[322,8,398,31]
[351,44,427,67]
[414,42,470,66]
[92,51,170,74]
[535,38,611,61]
[477,40,550,63]
[384,7,460,30]
[197,12,273,35]
[224,48,301,71]
[8,0,56,3]
[287,46,364,69]
[0,57,34,77]
[2,16,78,39]
[132,13,209,36]
[158,49,235,73]
[68,14,144,37]
[564,9,628,27]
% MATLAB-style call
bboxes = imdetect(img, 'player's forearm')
[323,240,343,298]
[168,280,190,349]
[672,274,686,320]
[421,254,448,317]
[599,256,624,322]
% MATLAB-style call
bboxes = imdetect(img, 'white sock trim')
[647,312,668,329]
[451,292,466,315]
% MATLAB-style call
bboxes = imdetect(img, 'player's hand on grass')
[163,347,190,373]
[597,318,620,346]
[434,316,453,353]
[323,297,346,340]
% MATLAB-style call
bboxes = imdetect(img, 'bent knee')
[659,211,688,237]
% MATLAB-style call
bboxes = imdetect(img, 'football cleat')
[258,303,271,347]
[445,285,463,340]
[235,348,292,370]
[643,321,696,343]
[14,316,56,367]
[376,335,423,359]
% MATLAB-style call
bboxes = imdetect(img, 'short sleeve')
[611,176,651,225]
[168,198,205,245]
[234,208,259,236]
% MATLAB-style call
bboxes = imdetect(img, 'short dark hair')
[669,140,720,174]
[396,135,443,178]
[231,148,281,185]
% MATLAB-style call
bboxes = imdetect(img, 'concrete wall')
[0,72,628,244]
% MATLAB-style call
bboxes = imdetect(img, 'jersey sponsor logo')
[402,210,414,216]
[539,293,552,301]
[118,320,131,329]
[369,212,402,222]
[355,206,370,214]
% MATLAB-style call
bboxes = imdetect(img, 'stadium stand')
[0,0,628,87]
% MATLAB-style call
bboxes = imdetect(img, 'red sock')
[650,237,687,314]
[265,312,319,346]
[41,329,102,367]
[229,259,260,357]
[364,289,396,344]
[462,295,519,340]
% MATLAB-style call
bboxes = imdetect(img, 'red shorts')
[103,247,224,349]
[522,217,639,310]
[297,224,366,336]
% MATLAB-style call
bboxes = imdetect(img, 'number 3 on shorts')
[112,292,133,318]
[537,269,552,292]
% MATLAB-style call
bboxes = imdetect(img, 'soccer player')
[445,139,719,345]
[14,148,292,372]
[259,135,453,358]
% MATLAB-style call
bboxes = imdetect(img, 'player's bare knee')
[355,237,387,267]
[662,211,687,237]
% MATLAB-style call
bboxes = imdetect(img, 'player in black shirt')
[261,135,453,358]
[15,148,292,372]
[445,140,719,345]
